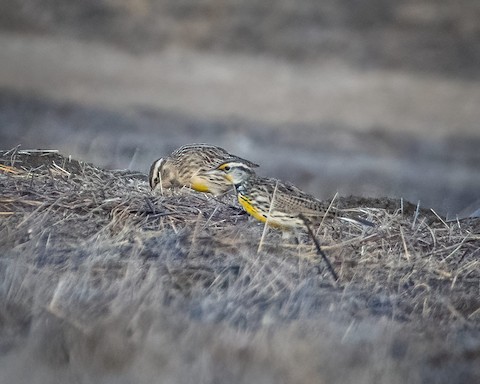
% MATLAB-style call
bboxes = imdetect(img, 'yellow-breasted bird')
[149,144,258,196]
[204,161,374,229]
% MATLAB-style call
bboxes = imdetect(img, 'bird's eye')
[154,177,159,184]
[223,165,231,172]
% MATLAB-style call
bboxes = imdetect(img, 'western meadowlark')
[149,144,259,196]
[205,161,374,229]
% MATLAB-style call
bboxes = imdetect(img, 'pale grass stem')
[257,180,279,253]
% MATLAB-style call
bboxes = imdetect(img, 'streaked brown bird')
[149,144,259,196]
[205,161,374,229]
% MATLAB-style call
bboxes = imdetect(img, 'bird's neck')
[235,182,246,193]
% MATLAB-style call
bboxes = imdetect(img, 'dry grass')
[0,148,479,383]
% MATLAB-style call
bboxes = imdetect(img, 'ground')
[0,150,479,383]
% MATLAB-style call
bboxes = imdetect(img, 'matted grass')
[0,148,479,383]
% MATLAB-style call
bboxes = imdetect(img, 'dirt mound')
[0,149,479,383]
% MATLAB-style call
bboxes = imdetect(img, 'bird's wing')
[258,177,328,216]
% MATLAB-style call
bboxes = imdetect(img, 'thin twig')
[300,214,339,283]
[412,200,421,229]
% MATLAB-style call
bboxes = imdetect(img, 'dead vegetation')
[0,148,479,383]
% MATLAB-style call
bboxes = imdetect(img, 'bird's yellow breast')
[238,195,289,229]
[190,175,211,193]
[238,195,267,223]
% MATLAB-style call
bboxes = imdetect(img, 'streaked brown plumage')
[149,144,258,196]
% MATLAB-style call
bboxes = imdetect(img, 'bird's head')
[206,161,256,186]
[148,157,179,191]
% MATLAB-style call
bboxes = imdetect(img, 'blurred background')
[0,0,479,218]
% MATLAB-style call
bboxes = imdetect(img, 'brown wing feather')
[171,144,259,169]
[249,176,328,217]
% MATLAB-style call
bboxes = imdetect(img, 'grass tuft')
[0,148,479,383]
